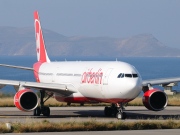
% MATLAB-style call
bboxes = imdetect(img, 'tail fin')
[34,11,50,63]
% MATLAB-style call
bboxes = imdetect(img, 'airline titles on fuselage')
[38,68,103,85]
[81,68,103,84]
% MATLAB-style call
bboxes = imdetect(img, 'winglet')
[34,11,50,63]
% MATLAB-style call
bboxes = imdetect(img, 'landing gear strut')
[116,103,126,120]
[104,103,126,120]
[33,90,52,116]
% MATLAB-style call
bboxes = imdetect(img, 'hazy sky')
[0,0,180,48]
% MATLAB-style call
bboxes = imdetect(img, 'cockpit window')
[117,73,138,78]
[117,73,124,78]
[125,74,132,78]
[132,74,138,78]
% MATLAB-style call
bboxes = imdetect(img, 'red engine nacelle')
[142,89,167,111]
[14,89,38,111]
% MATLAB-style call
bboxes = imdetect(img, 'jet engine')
[142,89,167,111]
[14,89,39,111]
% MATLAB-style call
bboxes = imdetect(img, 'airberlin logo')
[81,68,103,84]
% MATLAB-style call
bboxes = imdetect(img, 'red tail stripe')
[34,11,48,62]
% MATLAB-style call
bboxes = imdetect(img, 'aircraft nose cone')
[129,80,141,89]
[124,79,142,98]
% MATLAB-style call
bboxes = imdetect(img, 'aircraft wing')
[0,64,33,70]
[142,77,180,86]
[0,79,77,96]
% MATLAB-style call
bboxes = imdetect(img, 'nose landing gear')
[104,103,126,120]
[116,103,126,120]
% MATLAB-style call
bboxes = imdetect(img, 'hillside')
[0,26,179,57]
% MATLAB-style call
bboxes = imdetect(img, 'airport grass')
[1,119,180,133]
[0,94,180,107]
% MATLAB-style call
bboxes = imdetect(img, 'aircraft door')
[103,68,113,85]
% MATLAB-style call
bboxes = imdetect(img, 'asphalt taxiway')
[1,106,180,134]
[3,130,180,135]
[0,106,180,123]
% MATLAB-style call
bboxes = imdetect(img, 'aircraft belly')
[54,92,90,103]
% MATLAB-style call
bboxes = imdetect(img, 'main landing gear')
[104,103,126,120]
[33,90,53,116]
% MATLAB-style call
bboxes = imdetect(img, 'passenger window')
[125,74,132,78]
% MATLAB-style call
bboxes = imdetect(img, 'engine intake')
[14,89,38,111]
[142,89,167,111]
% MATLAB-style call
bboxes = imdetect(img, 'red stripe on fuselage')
[55,96,133,104]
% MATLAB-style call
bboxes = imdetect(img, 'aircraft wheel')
[116,112,122,119]
[104,107,112,117]
[123,112,127,119]
[42,107,50,116]
[33,107,41,116]
[116,112,126,120]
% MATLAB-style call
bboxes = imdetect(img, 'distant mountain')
[0,26,179,57]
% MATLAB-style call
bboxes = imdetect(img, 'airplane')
[0,11,180,119]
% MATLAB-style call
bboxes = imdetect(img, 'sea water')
[0,56,180,93]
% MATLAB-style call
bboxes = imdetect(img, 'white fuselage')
[37,61,142,104]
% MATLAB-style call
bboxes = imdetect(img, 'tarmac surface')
[0,106,180,123]
[1,106,180,134]
[3,130,180,135]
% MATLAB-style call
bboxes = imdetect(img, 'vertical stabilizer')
[34,11,50,63]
